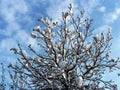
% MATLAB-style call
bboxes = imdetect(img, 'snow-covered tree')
[10,4,120,90]
[0,63,5,90]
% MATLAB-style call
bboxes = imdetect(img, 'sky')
[0,0,120,89]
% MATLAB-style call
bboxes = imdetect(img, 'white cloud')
[14,30,38,48]
[0,38,19,64]
[46,0,99,22]
[0,0,28,21]
[104,7,120,24]
[0,31,38,64]
[0,0,37,63]
[80,0,99,15]
[0,0,27,36]
[46,0,78,21]
[94,25,112,34]
[98,6,106,12]
[0,39,17,53]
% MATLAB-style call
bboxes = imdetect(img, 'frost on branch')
[33,26,41,32]
[9,3,120,90]
[75,76,83,87]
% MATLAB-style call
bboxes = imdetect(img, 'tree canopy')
[1,3,120,90]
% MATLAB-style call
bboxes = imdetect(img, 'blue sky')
[0,0,120,89]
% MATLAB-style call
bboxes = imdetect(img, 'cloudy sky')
[0,0,120,88]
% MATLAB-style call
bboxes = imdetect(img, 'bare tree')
[8,63,29,90]
[10,4,120,90]
[0,63,5,90]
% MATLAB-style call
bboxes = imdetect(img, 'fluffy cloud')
[14,30,38,48]
[0,0,36,63]
[0,0,28,36]
[46,0,100,22]
[46,0,78,21]
[80,0,99,15]
[104,7,120,24]
[0,0,32,32]
[95,25,112,34]
[98,6,106,12]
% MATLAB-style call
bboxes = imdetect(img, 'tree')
[10,4,120,90]
[0,63,5,90]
